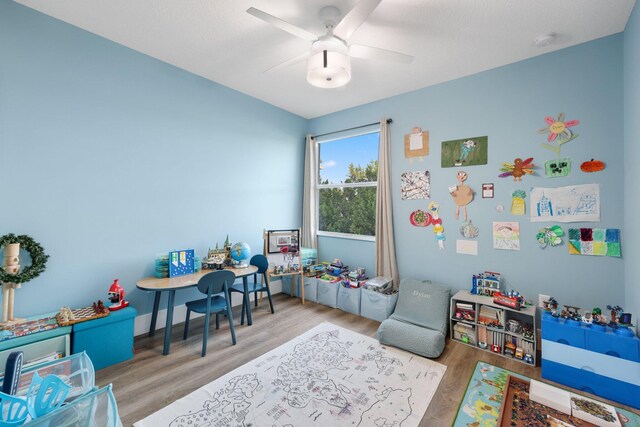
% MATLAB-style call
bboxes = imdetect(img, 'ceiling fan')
[247,0,414,88]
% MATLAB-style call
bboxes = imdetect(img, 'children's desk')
[136,265,258,355]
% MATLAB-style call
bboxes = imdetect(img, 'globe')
[230,242,251,267]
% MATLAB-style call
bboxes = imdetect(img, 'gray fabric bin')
[337,285,361,315]
[296,277,318,303]
[317,279,339,308]
[280,276,299,296]
[361,288,398,322]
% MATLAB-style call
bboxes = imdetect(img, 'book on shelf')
[456,302,474,311]
[478,305,504,327]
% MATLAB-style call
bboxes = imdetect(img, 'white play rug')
[135,322,446,427]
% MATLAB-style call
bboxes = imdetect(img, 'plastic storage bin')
[360,289,398,322]
[296,277,318,303]
[317,279,339,308]
[27,384,122,427]
[72,306,137,370]
[337,286,361,315]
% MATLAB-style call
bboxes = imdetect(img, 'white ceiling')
[15,0,636,119]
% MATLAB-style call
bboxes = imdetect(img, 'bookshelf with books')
[450,289,537,366]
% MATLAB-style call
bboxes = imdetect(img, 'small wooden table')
[136,265,258,355]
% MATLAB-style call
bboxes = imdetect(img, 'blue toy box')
[72,306,137,370]
[541,315,640,409]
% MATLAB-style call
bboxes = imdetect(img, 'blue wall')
[624,3,640,327]
[310,35,625,312]
[0,0,307,317]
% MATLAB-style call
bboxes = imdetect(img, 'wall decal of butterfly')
[499,157,535,181]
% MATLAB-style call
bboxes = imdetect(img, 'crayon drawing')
[530,184,600,223]
[493,222,520,251]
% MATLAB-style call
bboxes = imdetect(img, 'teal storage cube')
[72,306,137,370]
[337,285,361,315]
[296,277,318,303]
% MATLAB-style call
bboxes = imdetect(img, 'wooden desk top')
[136,265,258,291]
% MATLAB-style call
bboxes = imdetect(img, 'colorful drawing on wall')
[499,157,535,181]
[401,171,430,200]
[530,184,600,223]
[493,222,520,251]
[538,112,580,154]
[404,127,429,161]
[536,225,564,249]
[441,136,488,168]
[580,159,605,173]
[482,183,494,198]
[428,201,445,250]
[410,203,445,250]
[449,171,474,220]
[459,220,479,239]
[409,209,431,227]
[545,158,571,177]
[511,190,526,215]
[169,249,195,277]
[568,228,621,257]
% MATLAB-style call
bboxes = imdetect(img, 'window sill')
[317,231,376,242]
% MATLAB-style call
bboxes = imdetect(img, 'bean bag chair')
[377,278,451,358]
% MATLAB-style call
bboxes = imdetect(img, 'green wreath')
[0,234,49,284]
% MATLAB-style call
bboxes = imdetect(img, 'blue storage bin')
[586,327,640,362]
[296,277,318,303]
[280,276,299,296]
[541,317,587,348]
[542,359,640,409]
[360,289,398,322]
[72,306,137,370]
[317,279,339,308]
[337,286,361,315]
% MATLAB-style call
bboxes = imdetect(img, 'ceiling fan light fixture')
[307,50,351,88]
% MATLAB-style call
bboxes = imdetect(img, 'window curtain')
[301,134,318,249]
[375,119,399,287]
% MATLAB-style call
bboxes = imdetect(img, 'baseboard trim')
[134,279,283,337]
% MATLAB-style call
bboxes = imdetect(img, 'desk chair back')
[184,270,237,357]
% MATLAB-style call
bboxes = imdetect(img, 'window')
[317,130,379,239]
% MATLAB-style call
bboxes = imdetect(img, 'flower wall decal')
[538,112,580,154]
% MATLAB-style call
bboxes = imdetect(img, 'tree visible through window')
[318,131,379,237]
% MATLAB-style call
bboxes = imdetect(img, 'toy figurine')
[107,279,129,311]
[606,305,624,324]
[524,353,534,364]
[490,344,501,353]
[581,311,593,324]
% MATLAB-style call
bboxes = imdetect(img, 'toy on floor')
[107,279,129,311]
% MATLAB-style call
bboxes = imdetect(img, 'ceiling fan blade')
[333,0,382,40]
[349,44,414,64]
[247,7,317,41]
[264,52,310,73]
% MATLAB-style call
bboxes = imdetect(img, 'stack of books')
[479,305,504,327]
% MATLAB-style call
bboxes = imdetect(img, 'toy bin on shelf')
[337,285,361,315]
[541,316,640,409]
[317,278,339,308]
[296,277,318,303]
[360,289,398,322]
[72,306,137,370]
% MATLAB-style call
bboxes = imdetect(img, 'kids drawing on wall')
[449,171,474,221]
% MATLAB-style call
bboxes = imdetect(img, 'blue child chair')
[183,270,237,357]
[229,254,274,325]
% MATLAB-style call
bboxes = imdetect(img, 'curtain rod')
[311,118,392,139]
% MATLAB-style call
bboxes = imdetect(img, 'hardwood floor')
[97,294,639,426]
